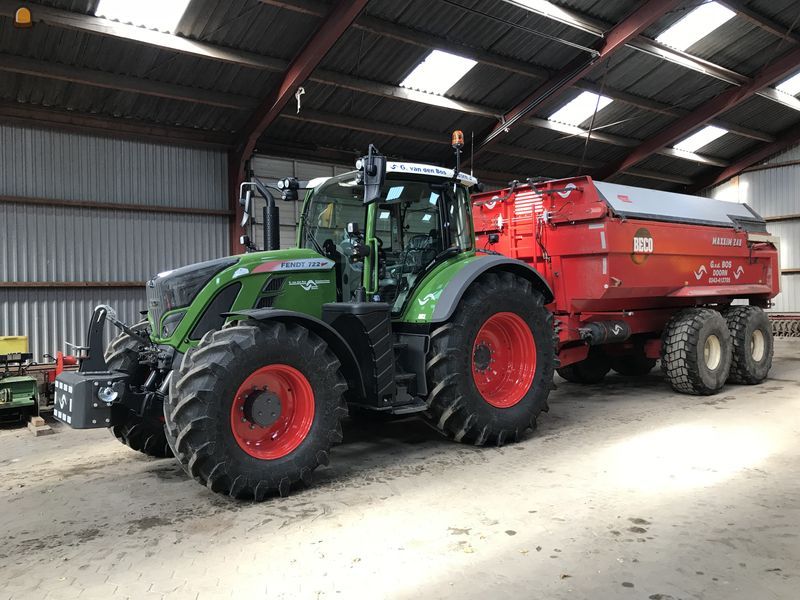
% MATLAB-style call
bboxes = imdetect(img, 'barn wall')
[707,144,800,313]
[0,124,229,359]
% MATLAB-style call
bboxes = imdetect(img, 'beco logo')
[631,227,653,264]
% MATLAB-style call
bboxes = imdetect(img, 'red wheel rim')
[471,312,536,408]
[230,364,315,460]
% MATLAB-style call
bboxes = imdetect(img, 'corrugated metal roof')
[2,0,799,191]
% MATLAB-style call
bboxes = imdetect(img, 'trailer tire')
[661,308,732,395]
[106,323,172,459]
[724,306,773,384]
[557,347,611,383]
[424,272,555,446]
[610,343,657,377]
[166,321,347,500]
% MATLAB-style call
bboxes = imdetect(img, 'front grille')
[146,280,165,331]
[256,295,276,308]
[262,276,286,293]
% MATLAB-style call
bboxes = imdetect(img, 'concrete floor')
[2,340,799,600]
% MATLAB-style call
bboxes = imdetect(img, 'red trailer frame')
[472,176,780,368]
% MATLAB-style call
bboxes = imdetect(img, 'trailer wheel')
[661,308,732,395]
[557,347,611,383]
[724,306,773,384]
[425,272,555,446]
[106,323,172,459]
[166,321,347,499]
[610,343,657,376]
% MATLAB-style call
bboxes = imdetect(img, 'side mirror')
[356,144,386,205]
[277,177,299,202]
[240,190,252,227]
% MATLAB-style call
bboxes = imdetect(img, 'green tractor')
[54,139,555,499]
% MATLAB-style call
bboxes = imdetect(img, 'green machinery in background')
[0,337,39,423]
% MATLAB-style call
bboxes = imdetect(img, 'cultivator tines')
[770,314,800,337]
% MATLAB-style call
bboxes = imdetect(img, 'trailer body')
[472,176,780,366]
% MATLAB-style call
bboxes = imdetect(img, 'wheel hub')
[471,312,537,409]
[473,343,492,372]
[242,388,282,428]
[229,364,315,460]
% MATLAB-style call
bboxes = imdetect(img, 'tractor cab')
[298,157,478,315]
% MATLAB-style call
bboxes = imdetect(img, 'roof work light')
[14,7,32,28]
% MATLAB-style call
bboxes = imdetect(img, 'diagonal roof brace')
[477,0,682,151]
[596,44,800,180]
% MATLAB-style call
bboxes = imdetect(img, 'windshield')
[302,172,473,309]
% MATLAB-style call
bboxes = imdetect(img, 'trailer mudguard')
[409,254,554,324]
[224,308,367,401]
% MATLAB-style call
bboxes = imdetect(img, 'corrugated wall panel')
[1,205,228,282]
[0,288,147,357]
[0,124,229,359]
[707,143,800,311]
[0,124,227,209]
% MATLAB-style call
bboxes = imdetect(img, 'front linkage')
[53,305,172,430]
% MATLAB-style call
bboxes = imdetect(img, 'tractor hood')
[147,248,336,344]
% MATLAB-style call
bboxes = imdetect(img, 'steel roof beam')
[279,109,698,184]
[4,0,775,146]
[0,1,287,70]
[693,122,800,191]
[500,0,800,114]
[596,44,800,179]
[477,0,683,152]
[0,53,258,110]
[717,0,800,45]
[233,0,367,164]
[305,71,730,167]
[259,0,777,142]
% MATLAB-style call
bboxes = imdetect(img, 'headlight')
[152,257,238,313]
[98,387,118,403]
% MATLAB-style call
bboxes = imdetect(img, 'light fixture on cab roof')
[14,7,32,28]
[95,0,192,33]
[655,2,735,52]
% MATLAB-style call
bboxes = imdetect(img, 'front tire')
[106,323,172,458]
[424,272,555,446]
[166,321,347,499]
[724,306,773,384]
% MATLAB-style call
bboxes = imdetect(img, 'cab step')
[390,397,428,415]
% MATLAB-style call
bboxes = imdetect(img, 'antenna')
[470,131,474,176]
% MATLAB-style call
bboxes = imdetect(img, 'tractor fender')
[224,308,367,401]
[431,255,554,323]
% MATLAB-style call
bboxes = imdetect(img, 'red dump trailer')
[472,176,780,395]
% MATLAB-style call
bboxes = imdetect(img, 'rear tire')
[724,306,773,384]
[610,343,657,377]
[661,308,732,395]
[166,321,347,499]
[557,347,611,383]
[106,323,172,459]
[424,272,555,446]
